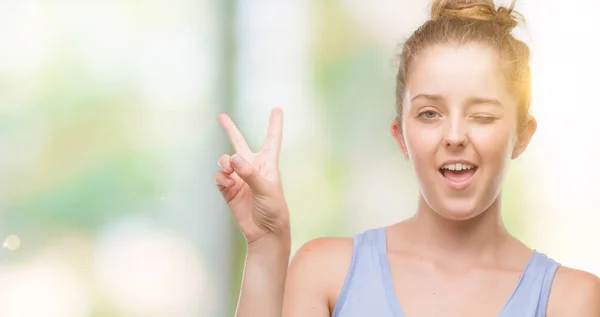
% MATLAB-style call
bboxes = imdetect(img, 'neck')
[402,195,511,263]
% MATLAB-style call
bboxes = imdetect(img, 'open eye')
[417,110,440,120]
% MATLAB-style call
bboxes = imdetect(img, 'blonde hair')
[396,0,531,132]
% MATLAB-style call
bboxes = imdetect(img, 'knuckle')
[218,154,230,163]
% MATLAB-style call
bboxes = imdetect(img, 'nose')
[443,118,469,149]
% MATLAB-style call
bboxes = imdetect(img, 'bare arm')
[235,237,352,317]
[547,266,600,317]
[282,238,353,317]
[235,237,291,317]
[215,110,351,317]
[215,109,292,317]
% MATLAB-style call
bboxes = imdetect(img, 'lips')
[439,162,478,190]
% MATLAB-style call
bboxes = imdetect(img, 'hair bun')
[431,0,522,32]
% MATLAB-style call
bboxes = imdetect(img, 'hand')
[214,108,290,245]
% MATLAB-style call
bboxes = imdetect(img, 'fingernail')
[231,155,243,168]
[214,177,233,186]
[217,161,225,171]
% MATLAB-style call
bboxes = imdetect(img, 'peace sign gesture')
[214,108,290,245]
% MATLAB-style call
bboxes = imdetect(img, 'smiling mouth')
[439,163,478,189]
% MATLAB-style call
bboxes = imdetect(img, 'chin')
[433,206,484,221]
[423,195,487,222]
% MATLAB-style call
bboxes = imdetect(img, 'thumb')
[230,154,270,195]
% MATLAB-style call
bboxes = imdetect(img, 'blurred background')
[0,0,599,316]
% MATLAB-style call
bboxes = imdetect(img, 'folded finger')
[218,154,234,174]
[214,171,235,188]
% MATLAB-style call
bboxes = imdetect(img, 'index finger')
[217,113,251,154]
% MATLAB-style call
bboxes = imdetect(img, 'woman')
[214,0,600,316]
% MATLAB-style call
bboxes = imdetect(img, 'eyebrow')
[411,94,443,102]
[410,94,503,107]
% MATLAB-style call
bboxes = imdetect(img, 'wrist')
[247,232,291,256]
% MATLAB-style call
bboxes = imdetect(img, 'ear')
[512,115,537,159]
[390,117,409,159]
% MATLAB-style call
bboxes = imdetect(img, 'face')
[391,43,536,220]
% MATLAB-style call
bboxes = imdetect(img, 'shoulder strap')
[502,251,561,316]
[332,230,365,317]
[331,228,385,317]
[535,253,561,317]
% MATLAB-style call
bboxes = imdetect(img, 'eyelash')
[417,110,440,120]
[417,111,499,122]
[472,114,498,121]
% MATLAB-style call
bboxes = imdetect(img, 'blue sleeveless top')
[332,227,560,317]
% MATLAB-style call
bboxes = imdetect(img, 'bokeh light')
[3,235,21,251]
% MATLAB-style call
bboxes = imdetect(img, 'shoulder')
[288,237,355,294]
[547,265,600,317]
[283,237,355,315]
[291,237,355,263]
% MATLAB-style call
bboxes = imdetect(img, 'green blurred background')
[1,0,599,316]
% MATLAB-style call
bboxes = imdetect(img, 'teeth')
[441,163,474,171]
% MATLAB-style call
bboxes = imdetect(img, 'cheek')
[468,123,515,162]
[404,121,441,163]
